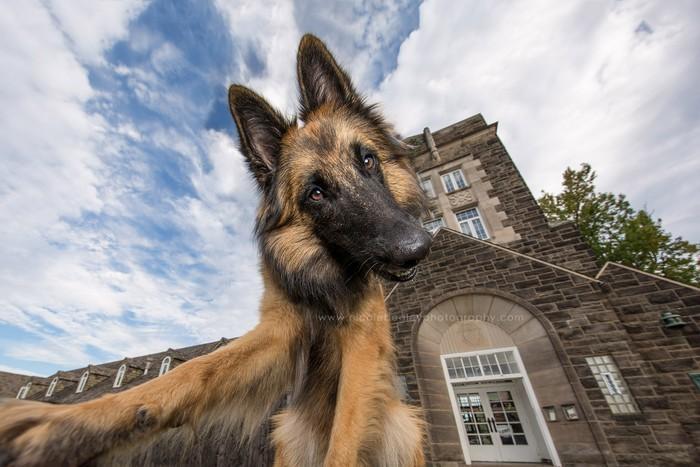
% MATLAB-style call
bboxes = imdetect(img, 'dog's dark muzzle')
[376,226,432,282]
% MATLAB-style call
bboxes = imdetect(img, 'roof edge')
[596,261,700,292]
[387,227,602,302]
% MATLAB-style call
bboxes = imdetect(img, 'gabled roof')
[386,227,603,299]
[597,261,700,292]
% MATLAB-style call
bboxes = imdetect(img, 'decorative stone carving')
[447,189,474,209]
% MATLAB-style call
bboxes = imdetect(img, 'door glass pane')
[487,390,529,446]
[456,392,493,446]
[506,412,520,422]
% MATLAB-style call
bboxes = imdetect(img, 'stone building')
[4,115,700,466]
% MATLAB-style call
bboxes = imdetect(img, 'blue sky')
[1,0,698,376]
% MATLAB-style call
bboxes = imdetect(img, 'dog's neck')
[260,261,386,325]
[259,255,385,318]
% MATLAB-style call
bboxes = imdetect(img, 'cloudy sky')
[1,0,698,376]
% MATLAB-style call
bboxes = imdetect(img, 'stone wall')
[406,116,600,277]
[591,263,700,465]
[387,228,700,466]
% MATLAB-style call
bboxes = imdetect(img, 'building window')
[543,406,558,422]
[441,169,467,193]
[419,177,436,198]
[423,217,444,234]
[456,208,489,240]
[586,356,638,414]
[114,364,127,388]
[46,377,58,397]
[561,404,579,420]
[16,383,31,399]
[159,356,171,376]
[76,371,89,393]
[444,350,520,381]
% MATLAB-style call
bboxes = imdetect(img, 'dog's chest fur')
[272,324,397,466]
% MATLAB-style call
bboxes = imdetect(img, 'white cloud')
[0,364,40,377]
[0,0,270,374]
[377,0,700,242]
[215,0,301,114]
[44,0,148,65]
[2,0,698,377]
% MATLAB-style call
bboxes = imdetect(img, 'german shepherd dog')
[0,34,431,467]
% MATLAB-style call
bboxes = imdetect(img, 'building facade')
[4,115,700,466]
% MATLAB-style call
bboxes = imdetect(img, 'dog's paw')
[0,398,104,467]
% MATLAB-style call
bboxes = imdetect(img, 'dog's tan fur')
[0,35,426,467]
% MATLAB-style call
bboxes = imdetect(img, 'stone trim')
[596,261,700,292]
[427,228,601,284]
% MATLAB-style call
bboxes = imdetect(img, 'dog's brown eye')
[309,187,324,201]
[363,153,376,170]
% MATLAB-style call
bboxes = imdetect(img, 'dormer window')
[46,377,58,397]
[441,169,467,193]
[76,371,89,393]
[16,382,31,399]
[114,364,127,388]
[158,356,171,376]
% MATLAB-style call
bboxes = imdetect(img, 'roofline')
[385,227,602,301]
[404,113,495,148]
[596,261,700,292]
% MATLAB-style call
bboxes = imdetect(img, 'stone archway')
[411,291,603,465]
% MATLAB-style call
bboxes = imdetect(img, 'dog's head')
[228,34,431,308]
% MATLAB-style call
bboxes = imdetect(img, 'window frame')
[16,383,31,399]
[423,217,445,234]
[441,169,468,193]
[455,208,489,240]
[585,355,639,414]
[159,356,172,376]
[114,364,127,388]
[46,377,58,397]
[442,347,523,384]
[419,177,436,198]
[76,371,89,393]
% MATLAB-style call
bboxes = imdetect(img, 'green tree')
[539,163,699,286]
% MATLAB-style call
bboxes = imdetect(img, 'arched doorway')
[412,292,597,465]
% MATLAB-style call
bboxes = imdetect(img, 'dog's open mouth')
[377,264,418,282]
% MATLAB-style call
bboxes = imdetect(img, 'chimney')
[423,127,440,161]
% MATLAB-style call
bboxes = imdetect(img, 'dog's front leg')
[323,293,390,467]
[0,306,302,467]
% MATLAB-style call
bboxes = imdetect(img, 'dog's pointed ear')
[297,34,359,120]
[228,85,290,190]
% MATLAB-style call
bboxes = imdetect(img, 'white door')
[454,382,540,463]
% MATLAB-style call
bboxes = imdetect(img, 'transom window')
[586,356,638,414]
[445,350,520,381]
[419,177,436,198]
[441,169,467,193]
[456,208,489,240]
[423,217,444,234]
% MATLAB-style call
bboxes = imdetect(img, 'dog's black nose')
[389,228,433,268]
